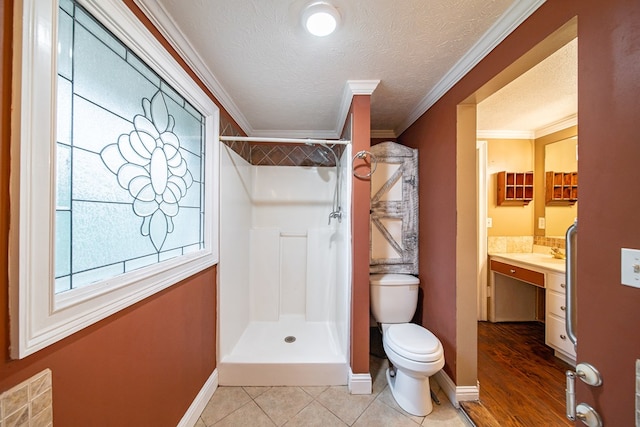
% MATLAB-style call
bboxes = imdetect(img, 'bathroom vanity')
[488,253,575,364]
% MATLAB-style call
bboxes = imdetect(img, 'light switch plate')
[621,248,640,288]
[486,218,492,228]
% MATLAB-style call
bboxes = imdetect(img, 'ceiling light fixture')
[303,2,340,37]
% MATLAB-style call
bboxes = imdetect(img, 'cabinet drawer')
[546,315,576,357]
[547,290,567,317]
[490,260,544,287]
[546,272,566,293]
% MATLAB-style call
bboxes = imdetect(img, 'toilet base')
[386,367,434,416]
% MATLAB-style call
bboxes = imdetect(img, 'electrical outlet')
[538,217,546,229]
[621,248,640,288]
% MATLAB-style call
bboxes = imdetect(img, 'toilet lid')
[385,323,443,363]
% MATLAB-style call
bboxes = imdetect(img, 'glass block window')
[55,0,205,293]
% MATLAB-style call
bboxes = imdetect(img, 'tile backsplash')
[488,236,566,253]
[220,115,344,167]
[0,369,52,427]
[487,236,533,253]
[534,235,566,249]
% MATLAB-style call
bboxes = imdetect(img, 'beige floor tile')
[300,385,328,397]
[243,386,272,399]
[316,386,376,425]
[282,401,348,427]
[353,399,421,427]
[422,405,471,427]
[214,401,276,427]
[194,417,207,427]
[370,356,390,395]
[200,387,252,425]
[421,389,471,427]
[376,385,426,424]
[254,387,313,426]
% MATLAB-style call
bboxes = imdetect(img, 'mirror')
[543,136,578,236]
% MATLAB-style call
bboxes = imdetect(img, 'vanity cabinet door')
[369,142,418,274]
[545,272,576,363]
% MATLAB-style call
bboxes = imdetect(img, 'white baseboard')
[178,369,218,427]
[348,369,372,394]
[433,370,479,408]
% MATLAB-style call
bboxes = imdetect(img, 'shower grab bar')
[565,220,578,347]
[352,150,377,178]
[220,136,350,145]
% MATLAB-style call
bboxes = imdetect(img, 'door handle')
[565,220,578,346]
[566,363,603,426]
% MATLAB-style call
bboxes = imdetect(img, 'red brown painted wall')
[400,104,458,380]
[350,95,371,374]
[400,0,579,382]
[401,1,640,423]
[1,1,217,425]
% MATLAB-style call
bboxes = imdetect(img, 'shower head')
[317,143,340,167]
[317,148,331,163]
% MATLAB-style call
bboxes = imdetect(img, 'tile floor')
[195,355,474,426]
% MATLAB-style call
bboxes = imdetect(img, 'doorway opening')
[458,18,578,426]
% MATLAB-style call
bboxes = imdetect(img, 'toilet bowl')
[382,323,445,415]
[370,273,445,416]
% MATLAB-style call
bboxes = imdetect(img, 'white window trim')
[10,0,219,359]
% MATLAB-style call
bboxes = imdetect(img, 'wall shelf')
[497,171,533,206]
[545,171,578,205]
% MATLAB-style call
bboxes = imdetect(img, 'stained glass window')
[13,0,217,358]
[55,0,205,293]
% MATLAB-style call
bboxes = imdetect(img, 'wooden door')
[369,142,418,274]
[571,2,640,425]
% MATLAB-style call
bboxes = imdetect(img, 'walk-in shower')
[218,136,351,386]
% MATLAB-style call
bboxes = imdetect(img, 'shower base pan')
[218,317,348,386]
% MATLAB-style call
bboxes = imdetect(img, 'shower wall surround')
[217,136,351,386]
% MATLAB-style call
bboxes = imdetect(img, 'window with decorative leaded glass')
[11,0,219,358]
[56,0,206,293]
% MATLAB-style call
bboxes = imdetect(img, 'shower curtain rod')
[219,136,350,145]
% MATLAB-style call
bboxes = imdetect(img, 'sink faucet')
[550,247,566,259]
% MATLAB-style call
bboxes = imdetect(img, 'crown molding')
[395,0,547,136]
[534,114,577,138]
[476,129,535,140]
[134,0,253,135]
[347,80,381,95]
[371,129,397,139]
[335,80,380,138]
[477,114,577,140]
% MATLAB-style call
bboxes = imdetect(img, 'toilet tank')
[370,273,420,323]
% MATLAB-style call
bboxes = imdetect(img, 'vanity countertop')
[489,252,566,274]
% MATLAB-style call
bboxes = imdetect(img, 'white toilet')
[370,273,445,416]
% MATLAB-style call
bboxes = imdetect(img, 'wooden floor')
[460,321,574,427]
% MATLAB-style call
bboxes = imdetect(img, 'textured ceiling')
[136,0,573,138]
[477,38,577,138]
